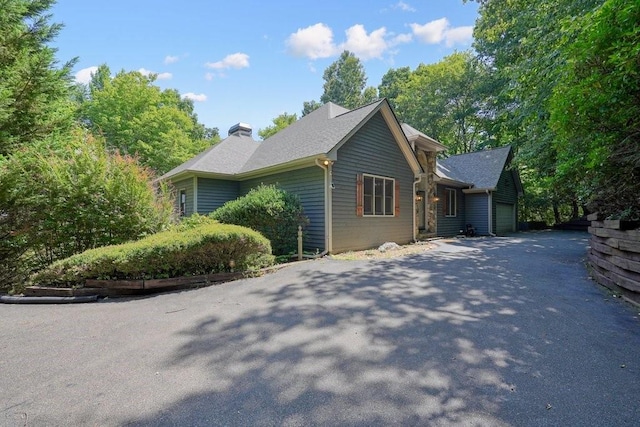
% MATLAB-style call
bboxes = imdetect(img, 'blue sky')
[51,0,478,138]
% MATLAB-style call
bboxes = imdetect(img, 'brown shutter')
[356,173,363,216]
[395,180,400,216]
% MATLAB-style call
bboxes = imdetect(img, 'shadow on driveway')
[123,232,640,426]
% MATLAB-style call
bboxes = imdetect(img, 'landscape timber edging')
[20,265,290,299]
[588,214,640,306]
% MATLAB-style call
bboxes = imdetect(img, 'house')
[161,99,523,253]
[434,146,524,236]
[161,99,439,254]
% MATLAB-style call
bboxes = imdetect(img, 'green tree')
[0,130,174,290]
[320,51,377,109]
[78,66,217,174]
[301,100,322,116]
[550,0,640,218]
[378,66,411,110]
[258,112,298,140]
[394,52,493,154]
[0,0,76,157]
[469,0,604,222]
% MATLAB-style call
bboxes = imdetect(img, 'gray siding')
[239,167,326,253]
[465,193,490,235]
[331,112,415,252]
[172,177,195,217]
[435,184,466,237]
[196,178,239,214]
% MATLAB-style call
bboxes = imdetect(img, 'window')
[358,174,397,216]
[445,188,457,217]
[179,190,187,217]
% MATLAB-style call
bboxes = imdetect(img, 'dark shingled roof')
[161,100,386,180]
[436,146,513,189]
[161,133,261,178]
[240,100,382,173]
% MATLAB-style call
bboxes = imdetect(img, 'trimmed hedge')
[211,184,308,255]
[32,222,274,288]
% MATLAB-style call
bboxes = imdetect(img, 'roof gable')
[437,146,516,190]
[240,100,384,173]
[162,99,421,180]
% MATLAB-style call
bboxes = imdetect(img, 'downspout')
[413,175,422,242]
[314,159,332,256]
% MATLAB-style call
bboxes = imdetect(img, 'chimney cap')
[228,122,252,137]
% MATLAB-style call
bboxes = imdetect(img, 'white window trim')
[363,173,396,217]
[445,188,457,218]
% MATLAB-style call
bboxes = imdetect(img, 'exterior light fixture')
[433,196,440,202]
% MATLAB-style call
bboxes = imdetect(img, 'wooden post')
[298,226,303,261]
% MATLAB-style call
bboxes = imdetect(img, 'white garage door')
[496,203,515,235]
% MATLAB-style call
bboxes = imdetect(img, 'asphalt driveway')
[1,231,639,426]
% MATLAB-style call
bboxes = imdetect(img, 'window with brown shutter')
[358,173,396,217]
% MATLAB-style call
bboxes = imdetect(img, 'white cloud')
[394,1,416,12]
[410,18,473,46]
[164,55,179,64]
[182,92,207,102]
[389,32,413,47]
[75,66,99,84]
[410,18,449,44]
[205,53,250,70]
[443,25,474,47]
[205,72,215,81]
[340,25,388,60]
[138,68,172,80]
[286,23,337,59]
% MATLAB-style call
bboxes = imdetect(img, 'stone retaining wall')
[587,214,640,304]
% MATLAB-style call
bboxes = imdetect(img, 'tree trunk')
[553,202,561,225]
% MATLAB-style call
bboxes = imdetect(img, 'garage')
[496,203,515,234]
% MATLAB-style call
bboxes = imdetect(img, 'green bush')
[0,131,175,291]
[211,184,309,255]
[32,222,274,288]
[174,213,219,231]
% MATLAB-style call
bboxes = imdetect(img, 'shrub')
[0,131,174,291]
[211,184,308,255]
[174,213,219,231]
[32,222,274,287]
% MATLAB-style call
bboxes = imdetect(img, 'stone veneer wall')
[587,213,640,305]
[415,150,437,236]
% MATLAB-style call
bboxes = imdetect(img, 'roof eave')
[462,187,495,194]
[435,176,474,188]
[410,135,447,152]
[161,168,241,181]
[237,156,321,180]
